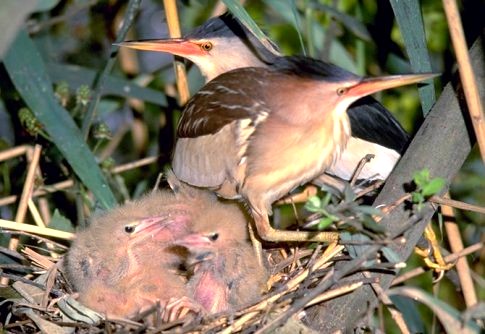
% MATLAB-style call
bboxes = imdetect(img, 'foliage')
[412,168,446,210]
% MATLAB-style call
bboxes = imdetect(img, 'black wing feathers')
[348,96,409,153]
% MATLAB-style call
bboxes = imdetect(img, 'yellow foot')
[415,224,453,276]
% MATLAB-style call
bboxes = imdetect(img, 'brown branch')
[163,0,190,105]
[443,0,485,163]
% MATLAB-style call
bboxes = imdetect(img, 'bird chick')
[174,200,268,314]
[64,170,210,319]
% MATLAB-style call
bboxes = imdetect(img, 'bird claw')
[415,224,454,280]
[162,296,203,323]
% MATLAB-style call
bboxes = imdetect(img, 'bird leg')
[252,210,339,244]
[248,222,264,267]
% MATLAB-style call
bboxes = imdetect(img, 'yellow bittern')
[171,57,435,247]
[118,13,410,186]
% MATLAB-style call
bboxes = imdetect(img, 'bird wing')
[174,68,270,189]
[177,68,270,138]
[347,96,409,153]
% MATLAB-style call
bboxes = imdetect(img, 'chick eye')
[124,225,135,234]
[208,233,219,241]
[336,87,348,96]
[200,42,213,51]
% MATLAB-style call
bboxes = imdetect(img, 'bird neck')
[331,102,352,160]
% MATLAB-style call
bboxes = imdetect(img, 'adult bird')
[171,57,436,248]
[117,13,413,185]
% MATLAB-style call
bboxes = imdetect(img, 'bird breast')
[241,102,351,211]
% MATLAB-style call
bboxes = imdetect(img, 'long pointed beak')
[115,38,204,57]
[347,73,439,98]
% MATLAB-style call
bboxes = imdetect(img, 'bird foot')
[162,296,204,323]
[414,246,454,273]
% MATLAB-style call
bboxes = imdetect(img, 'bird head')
[172,200,249,265]
[275,57,439,119]
[116,13,279,80]
[331,72,440,113]
[79,191,192,258]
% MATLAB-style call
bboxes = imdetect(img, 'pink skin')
[173,234,233,314]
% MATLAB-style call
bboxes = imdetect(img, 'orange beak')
[346,73,439,98]
[115,38,205,57]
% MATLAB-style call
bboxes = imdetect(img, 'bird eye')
[208,233,219,241]
[336,87,348,96]
[200,42,213,51]
[124,225,135,234]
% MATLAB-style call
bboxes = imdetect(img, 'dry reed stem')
[111,156,158,173]
[363,271,410,334]
[163,0,190,105]
[27,199,59,258]
[6,145,42,253]
[304,281,363,308]
[0,145,30,161]
[441,194,478,307]
[0,219,75,240]
[430,195,485,215]
[391,242,483,286]
[0,156,159,206]
[350,154,374,186]
[22,248,56,271]
[442,0,485,164]
[27,199,47,228]
[0,180,74,206]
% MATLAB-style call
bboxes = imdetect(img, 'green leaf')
[381,246,402,264]
[222,0,279,55]
[308,2,371,41]
[413,168,430,187]
[389,287,481,334]
[346,232,371,259]
[421,177,446,197]
[361,216,386,233]
[35,0,61,12]
[390,0,436,115]
[354,205,383,217]
[4,30,116,209]
[411,192,424,204]
[0,0,37,58]
[304,195,322,212]
[49,210,75,233]
[391,295,426,334]
[317,217,334,230]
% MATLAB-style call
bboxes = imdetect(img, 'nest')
[1,234,358,333]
